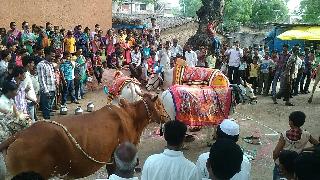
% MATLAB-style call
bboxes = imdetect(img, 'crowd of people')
[10,115,320,180]
[0,18,320,180]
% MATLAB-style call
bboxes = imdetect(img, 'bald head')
[114,142,138,172]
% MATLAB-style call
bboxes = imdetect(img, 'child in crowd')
[258,52,273,95]
[63,31,76,54]
[239,58,247,83]
[74,49,87,100]
[93,50,103,84]
[60,51,79,105]
[272,111,319,180]
[249,56,259,93]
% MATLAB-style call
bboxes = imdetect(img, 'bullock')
[308,65,320,103]
[0,94,165,179]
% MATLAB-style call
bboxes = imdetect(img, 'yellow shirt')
[64,37,76,53]
[250,63,259,77]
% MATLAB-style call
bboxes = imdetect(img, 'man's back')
[141,149,199,180]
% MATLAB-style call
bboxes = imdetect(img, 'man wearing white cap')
[196,119,251,180]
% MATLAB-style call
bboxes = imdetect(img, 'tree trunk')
[187,0,225,51]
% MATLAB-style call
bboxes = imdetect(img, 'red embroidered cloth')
[173,65,229,88]
[108,76,140,99]
[169,85,231,126]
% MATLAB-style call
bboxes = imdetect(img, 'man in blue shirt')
[60,51,79,105]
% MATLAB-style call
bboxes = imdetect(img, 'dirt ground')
[50,81,320,180]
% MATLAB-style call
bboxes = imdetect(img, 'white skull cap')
[220,119,240,136]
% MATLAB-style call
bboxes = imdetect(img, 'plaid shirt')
[37,60,56,93]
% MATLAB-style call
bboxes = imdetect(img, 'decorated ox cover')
[108,76,140,100]
[169,85,231,126]
[173,64,229,88]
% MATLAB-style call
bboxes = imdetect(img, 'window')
[140,4,147,11]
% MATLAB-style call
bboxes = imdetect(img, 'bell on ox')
[60,105,68,115]
[87,102,95,112]
[75,106,84,115]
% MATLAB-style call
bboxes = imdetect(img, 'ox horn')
[135,88,144,97]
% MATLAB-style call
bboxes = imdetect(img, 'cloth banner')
[169,85,231,126]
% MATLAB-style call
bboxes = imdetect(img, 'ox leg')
[308,76,320,103]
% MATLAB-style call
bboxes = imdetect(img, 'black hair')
[209,139,243,180]
[44,47,53,56]
[17,48,28,55]
[289,111,306,127]
[216,125,239,142]
[279,150,298,175]
[294,150,320,180]
[164,120,187,146]
[34,45,44,53]
[0,50,11,60]
[22,55,34,67]
[95,24,100,28]
[11,171,44,180]
[1,80,18,94]
[63,51,71,57]
[11,66,25,78]
[10,22,16,27]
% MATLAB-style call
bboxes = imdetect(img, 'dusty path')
[51,81,320,180]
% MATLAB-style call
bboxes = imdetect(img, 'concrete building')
[0,0,112,30]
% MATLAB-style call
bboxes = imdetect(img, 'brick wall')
[0,0,112,30]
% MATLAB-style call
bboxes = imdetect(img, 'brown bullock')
[0,94,164,179]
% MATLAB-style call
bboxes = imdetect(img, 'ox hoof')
[308,98,312,103]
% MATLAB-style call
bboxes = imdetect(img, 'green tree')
[250,0,289,24]
[223,0,253,30]
[299,0,320,23]
[179,0,203,17]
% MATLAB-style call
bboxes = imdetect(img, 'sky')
[164,0,301,13]
[287,0,300,13]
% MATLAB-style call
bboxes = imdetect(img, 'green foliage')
[223,0,253,31]
[179,0,203,17]
[250,0,289,24]
[299,0,320,23]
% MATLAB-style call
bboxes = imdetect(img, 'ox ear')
[119,99,129,108]
[151,95,158,102]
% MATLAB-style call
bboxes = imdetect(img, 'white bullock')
[103,69,143,106]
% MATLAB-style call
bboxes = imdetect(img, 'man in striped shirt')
[37,47,56,119]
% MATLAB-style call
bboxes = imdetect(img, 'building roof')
[112,13,195,30]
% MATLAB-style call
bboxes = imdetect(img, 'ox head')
[146,74,162,91]
[141,93,167,124]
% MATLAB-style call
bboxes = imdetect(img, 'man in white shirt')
[97,142,139,180]
[225,41,243,84]
[196,119,251,180]
[170,39,183,62]
[158,41,172,70]
[129,45,142,80]
[141,121,200,180]
[205,139,244,180]
[185,45,198,67]
[22,56,38,123]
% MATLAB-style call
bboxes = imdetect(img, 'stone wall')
[0,0,112,30]
[161,22,198,46]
